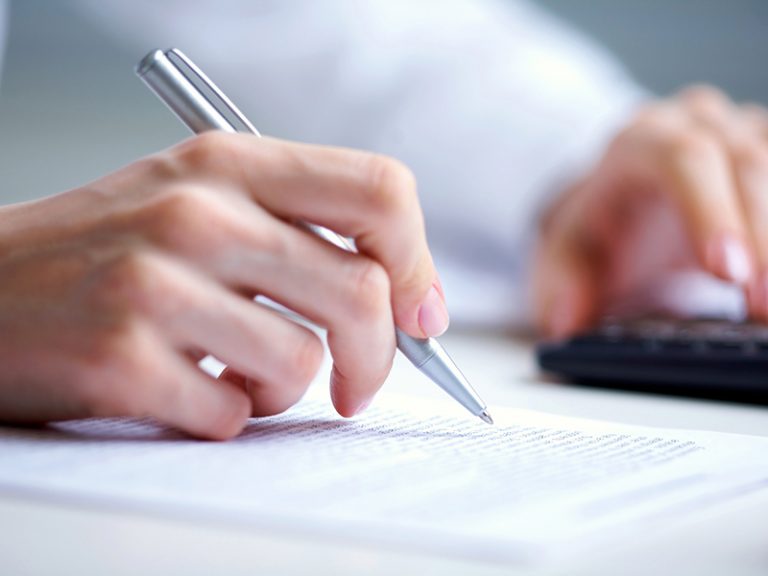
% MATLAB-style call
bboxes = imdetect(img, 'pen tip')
[479,410,494,425]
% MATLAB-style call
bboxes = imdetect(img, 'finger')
[676,89,768,312]
[218,366,248,392]
[169,133,444,339]
[141,351,252,440]
[736,105,768,319]
[169,294,326,418]
[81,323,251,441]
[535,243,600,339]
[218,366,320,419]
[534,185,601,338]
[101,250,327,418]
[236,229,396,417]
[741,103,768,141]
[678,85,736,135]
[141,190,398,416]
[616,116,753,285]
[731,140,768,320]
[679,86,766,161]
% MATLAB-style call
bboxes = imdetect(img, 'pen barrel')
[396,329,487,416]
[136,50,236,134]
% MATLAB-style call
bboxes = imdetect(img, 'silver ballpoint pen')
[135,48,493,425]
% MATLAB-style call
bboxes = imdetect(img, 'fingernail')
[712,236,752,285]
[418,284,450,337]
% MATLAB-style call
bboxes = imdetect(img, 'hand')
[534,86,768,337]
[0,134,447,439]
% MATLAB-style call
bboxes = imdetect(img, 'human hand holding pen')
[0,134,447,439]
[136,48,490,424]
[535,86,768,336]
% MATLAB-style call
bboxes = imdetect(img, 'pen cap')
[136,49,236,134]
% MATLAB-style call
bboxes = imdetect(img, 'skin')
[0,133,448,440]
[535,86,768,337]
[3,85,764,439]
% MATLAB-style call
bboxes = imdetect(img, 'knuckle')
[151,187,214,227]
[175,132,241,171]
[109,250,162,294]
[135,152,185,183]
[680,84,728,110]
[346,259,392,320]
[94,251,169,317]
[631,102,675,129]
[243,215,289,258]
[364,154,417,217]
[663,127,721,165]
[284,331,324,388]
[146,187,216,246]
[397,259,433,297]
[90,319,145,374]
[78,321,155,417]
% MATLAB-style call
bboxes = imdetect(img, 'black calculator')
[536,317,768,402]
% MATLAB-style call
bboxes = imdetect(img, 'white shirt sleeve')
[75,0,646,328]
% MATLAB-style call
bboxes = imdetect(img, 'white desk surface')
[2,332,768,576]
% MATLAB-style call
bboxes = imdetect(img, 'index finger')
[613,115,752,285]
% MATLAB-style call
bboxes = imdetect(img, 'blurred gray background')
[0,0,767,205]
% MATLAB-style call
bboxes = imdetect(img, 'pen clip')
[165,48,261,136]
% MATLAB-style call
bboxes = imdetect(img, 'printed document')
[1,394,767,564]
